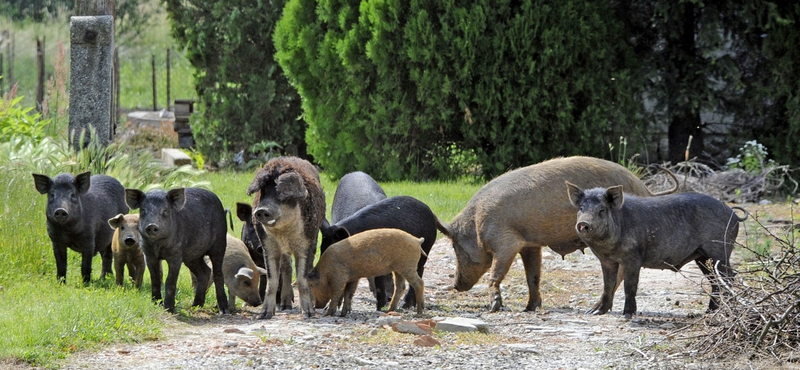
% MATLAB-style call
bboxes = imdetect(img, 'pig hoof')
[623,313,633,320]
[490,300,502,313]
[258,311,274,320]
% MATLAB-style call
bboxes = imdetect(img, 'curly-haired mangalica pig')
[308,228,426,317]
[567,182,748,319]
[321,196,444,310]
[223,234,269,309]
[108,213,145,288]
[438,156,678,312]
[33,171,129,284]
[247,156,326,319]
[125,187,229,314]
[236,202,293,309]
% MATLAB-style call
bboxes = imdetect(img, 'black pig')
[328,171,390,309]
[32,171,129,283]
[125,188,229,314]
[566,182,748,319]
[236,202,294,309]
[320,195,446,310]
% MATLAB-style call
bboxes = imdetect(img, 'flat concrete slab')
[161,148,191,167]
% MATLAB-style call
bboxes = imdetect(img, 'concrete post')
[68,15,114,149]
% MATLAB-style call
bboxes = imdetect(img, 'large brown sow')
[438,156,677,312]
[308,228,426,317]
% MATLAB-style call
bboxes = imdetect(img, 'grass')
[0,164,480,368]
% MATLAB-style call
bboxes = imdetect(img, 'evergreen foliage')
[163,0,306,164]
[275,0,643,180]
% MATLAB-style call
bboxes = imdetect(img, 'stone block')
[161,148,192,167]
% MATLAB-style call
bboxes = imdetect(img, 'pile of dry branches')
[643,161,796,203]
[688,215,800,362]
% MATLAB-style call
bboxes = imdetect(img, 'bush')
[275,0,643,180]
[163,0,306,166]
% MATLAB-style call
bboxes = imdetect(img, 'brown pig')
[107,213,146,289]
[223,234,269,309]
[307,228,426,317]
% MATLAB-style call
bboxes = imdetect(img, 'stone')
[505,344,539,354]
[392,321,431,335]
[435,317,489,333]
[161,148,192,167]
[414,335,441,347]
[69,15,114,149]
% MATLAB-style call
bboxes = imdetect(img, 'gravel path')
[56,238,785,370]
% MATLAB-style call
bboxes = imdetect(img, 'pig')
[437,156,678,312]
[566,182,748,319]
[330,171,387,223]
[107,213,146,288]
[223,233,269,309]
[308,228,426,317]
[247,156,326,319]
[235,202,294,309]
[320,195,444,310]
[32,171,129,284]
[328,171,390,309]
[125,187,229,314]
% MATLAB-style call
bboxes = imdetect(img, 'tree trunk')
[75,0,115,16]
[667,2,704,164]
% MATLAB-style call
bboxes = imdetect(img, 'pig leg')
[99,246,113,279]
[294,253,315,318]
[620,260,643,319]
[259,250,281,319]
[388,272,407,313]
[53,243,68,283]
[81,244,94,284]
[695,257,732,312]
[373,275,389,310]
[146,254,163,303]
[325,279,347,316]
[184,257,211,308]
[486,242,523,312]
[278,253,294,310]
[588,268,624,313]
[402,248,428,309]
[402,270,425,314]
[163,258,183,312]
[589,259,620,315]
[209,251,229,315]
[519,246,543,311]
[341,281,358,317]
[114,254,126,286]
[133,254,145,289]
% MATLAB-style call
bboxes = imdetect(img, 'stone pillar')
[69,15,114,149]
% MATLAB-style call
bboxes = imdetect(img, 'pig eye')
[598,209,605,217]
[244,281,251,287]
[161,209,169,217]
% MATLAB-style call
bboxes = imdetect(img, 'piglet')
[108,213,146,288]
[308,228,426,317]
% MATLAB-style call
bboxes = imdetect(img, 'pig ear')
[307,268,320,282]
[32,173,52,194]
[236,202,253,223]
[125,189,145,210]
[320,219,330,231]
[605,185,625,209]
[167,188,187,211]
[108,213,126,229]
[565,181,585,208]
[235,267,255,280]
[75,171,92,194]
[276,172,307,201]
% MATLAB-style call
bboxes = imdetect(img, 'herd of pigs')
[31,156,749,321]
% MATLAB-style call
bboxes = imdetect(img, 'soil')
[29,203,800,369]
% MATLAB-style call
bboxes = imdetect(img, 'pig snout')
[254,207,278,226]
[144,223,161,237]
[53,208,69,223]
[576,221,591,233]
[124,236,137,246]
